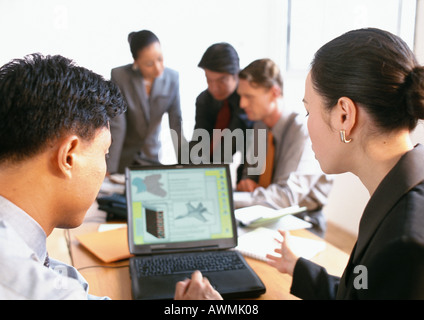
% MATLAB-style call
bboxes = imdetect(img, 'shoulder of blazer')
[397,181,424,241]
[354,144,424,260]
[195,89,211,105]
[163,67,179,80]
[111,64,132,77]
[111,65,178,81]
[110,64,135,87]
[151,68,179,99]
[160,67,179,90]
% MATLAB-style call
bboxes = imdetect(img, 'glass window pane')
[287,0,414,72]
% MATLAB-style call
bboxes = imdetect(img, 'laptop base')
[129,251,265,300]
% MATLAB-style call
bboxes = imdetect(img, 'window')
[283,0,417,113]
[287,0,416,72]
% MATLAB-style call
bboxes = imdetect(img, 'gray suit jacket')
[107,64,183,173]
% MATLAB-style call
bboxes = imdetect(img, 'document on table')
[236,227,326,261]
[235,204,308,228]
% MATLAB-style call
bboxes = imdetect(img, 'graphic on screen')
[132,174,167,197]
[145,208,165,238]
[129,167,233,245]
[175,202,212,222]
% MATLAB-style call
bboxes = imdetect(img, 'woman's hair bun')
[404,66,424,121]
[127,30,159,60]
[127,32,136,44]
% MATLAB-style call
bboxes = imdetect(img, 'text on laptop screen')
[128,167,233,245]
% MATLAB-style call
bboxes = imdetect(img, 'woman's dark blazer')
[290,144,424,299]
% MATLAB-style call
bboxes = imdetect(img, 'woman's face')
[134,41,164,80]
[303,72,345,174]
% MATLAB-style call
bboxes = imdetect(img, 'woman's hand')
[266,230,299,276]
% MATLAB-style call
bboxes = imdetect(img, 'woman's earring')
[340,130,352,144]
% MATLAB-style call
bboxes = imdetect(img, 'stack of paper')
[236,227,326,262]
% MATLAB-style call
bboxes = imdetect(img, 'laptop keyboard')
[134,251,247,277]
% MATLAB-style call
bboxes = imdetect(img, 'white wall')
[415,0,424,64]
[0,0,287,146]
[411,0,424,171]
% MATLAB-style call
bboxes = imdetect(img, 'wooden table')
[68,203,349,300]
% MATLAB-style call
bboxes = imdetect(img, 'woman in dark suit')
[174,28,424,300]
[267,28,424,299]
[107,30,184,173]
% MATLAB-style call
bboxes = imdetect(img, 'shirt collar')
[0,196,47,262]
[269,108,294,145]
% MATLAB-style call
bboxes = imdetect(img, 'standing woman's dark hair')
[128,30,160,60]
[310,28,424,132]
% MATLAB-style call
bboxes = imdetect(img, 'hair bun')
[127,32,136,44]
[404,66,424,121]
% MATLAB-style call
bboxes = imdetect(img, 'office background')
[1,0,423,236]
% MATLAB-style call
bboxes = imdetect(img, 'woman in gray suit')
[107,30,184,173]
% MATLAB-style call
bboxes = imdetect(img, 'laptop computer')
[125,164,266,300]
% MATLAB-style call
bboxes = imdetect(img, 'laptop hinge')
[150,245,221,254]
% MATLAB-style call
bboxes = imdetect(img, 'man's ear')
[333,97,357,136]
[270,84,282,99]
[56,135,80,179]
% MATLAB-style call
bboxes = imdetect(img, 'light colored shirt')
[0,196,108,300]
[238,109,333,211]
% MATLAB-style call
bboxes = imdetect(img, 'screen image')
[128,167,233,245]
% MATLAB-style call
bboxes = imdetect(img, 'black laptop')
[125,164,265,300]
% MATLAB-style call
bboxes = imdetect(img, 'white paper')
[234,204,307,226]
[236,227,326,261]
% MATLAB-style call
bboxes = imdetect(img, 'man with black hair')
[0,54,126,299]
[191,43,253,171]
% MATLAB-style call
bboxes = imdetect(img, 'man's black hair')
[198,43,240,75]
[0,53,126,163]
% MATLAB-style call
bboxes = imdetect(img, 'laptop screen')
[125,164,237,254]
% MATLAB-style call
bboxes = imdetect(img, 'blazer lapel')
[149,73,165,99]
[353,144,424,261]
[148,71,169,120]
[130,69,150,123]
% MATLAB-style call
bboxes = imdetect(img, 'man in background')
[236,59,332,237]
[191,43,253,179]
